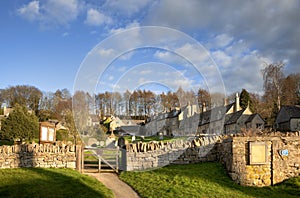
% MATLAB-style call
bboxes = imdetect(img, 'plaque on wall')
[249,142,268,165]
[39,122,56,143]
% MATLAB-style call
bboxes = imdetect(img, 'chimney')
[223,98,228,106]
[235,93,242,112]
[202,102,206,112]
[3,103,7,116]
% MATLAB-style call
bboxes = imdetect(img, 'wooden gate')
[83,147,120,173]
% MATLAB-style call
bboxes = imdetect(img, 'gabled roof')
[283,106,300,118]
[276,105,300,124]
[225,110,244,125]
[199,103,234,126]
[167,109,181,118]
[245,113,264,123]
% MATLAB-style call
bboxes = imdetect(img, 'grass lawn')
[120,162,300,198]
[0,168,113,198]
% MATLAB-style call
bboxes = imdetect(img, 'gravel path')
[85,172,140,198]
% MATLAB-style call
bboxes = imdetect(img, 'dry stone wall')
[125,133,300,187]
[0,142,79,169]
[125,135,223,171]
[219,135,300,187]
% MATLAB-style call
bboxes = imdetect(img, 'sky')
[1,0,300,96]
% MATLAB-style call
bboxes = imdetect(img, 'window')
[256,123,262,129]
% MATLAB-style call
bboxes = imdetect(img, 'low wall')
[125,135,223,171]
[221,136,300,187]
[124,133,300,187]
[0,142,80,169]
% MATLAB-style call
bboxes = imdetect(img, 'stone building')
[198,93,265,135]
[145,104,199,136]
[144,93,264,136]
[275,105,300,131]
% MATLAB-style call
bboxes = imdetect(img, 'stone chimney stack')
[202,102,206,112]
[223,98,228,106]
[235,93,242,112]
[3,103,7,116]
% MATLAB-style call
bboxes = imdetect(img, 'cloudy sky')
[1,0,299,96]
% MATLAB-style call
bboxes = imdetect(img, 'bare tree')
[281,73,300,106]
[262,62,285,111]
[197,88,211,110]
[1,85,42,114]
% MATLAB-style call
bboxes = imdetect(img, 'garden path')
[85,172,140,198]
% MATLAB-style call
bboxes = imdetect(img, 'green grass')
[120,162,300,198]
[0,168,113,198]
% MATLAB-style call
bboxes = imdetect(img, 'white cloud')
[145,0,300,75]
[17,0,81,27]
[162,72,194,90]
[42,0,80,26]
[85,9,112,26]
[153,50,184,64]
[104,0,152,16]
[62,32,69,37]
[98,48,115,57]
[17,1,40,21]
[211,51,232,69]
[208,34,234,49]
[108,76,114,81]
[118,66,127,72]
[175,43,210,64]
[109,21,140,34]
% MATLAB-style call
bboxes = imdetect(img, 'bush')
[56,129,69,141]
[0,104,39,141]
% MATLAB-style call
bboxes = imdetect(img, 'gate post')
[76,144,82,173]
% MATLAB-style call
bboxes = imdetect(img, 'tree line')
[0,62,299,141]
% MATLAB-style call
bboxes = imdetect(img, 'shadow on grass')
[155,162,299,198]
[121,162,299,198]
[0,168,113,198]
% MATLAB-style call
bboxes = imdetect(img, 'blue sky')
[1,0,300,96]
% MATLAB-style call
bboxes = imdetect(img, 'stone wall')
[125,135,223,171]
[219,135,300,187]
[124,133,300,187]
[0,142,80,169]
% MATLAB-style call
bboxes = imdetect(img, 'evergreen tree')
[0,104,39,141]
[240,89,251,109]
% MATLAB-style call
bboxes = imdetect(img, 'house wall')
[225,124,235,134]
[145,118,157,136]
[198,124,209,134]
[178,114,199,136]
[275,108,289,125]
[199,120,224,135]
[166,117,179,136]
[243,107,252,115]
[235,117,246,132]
[290,118,300,131]
[246,115,264,130]
[157,116,167,134]
[278,121,291,131]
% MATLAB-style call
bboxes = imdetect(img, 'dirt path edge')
[85,172,140,198]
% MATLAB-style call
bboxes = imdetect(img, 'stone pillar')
[75,144,83,172]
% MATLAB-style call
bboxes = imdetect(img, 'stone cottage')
[144,93,264,136]
[198,93,265,135]
[145,104,199,136]
[275,105,300,131]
